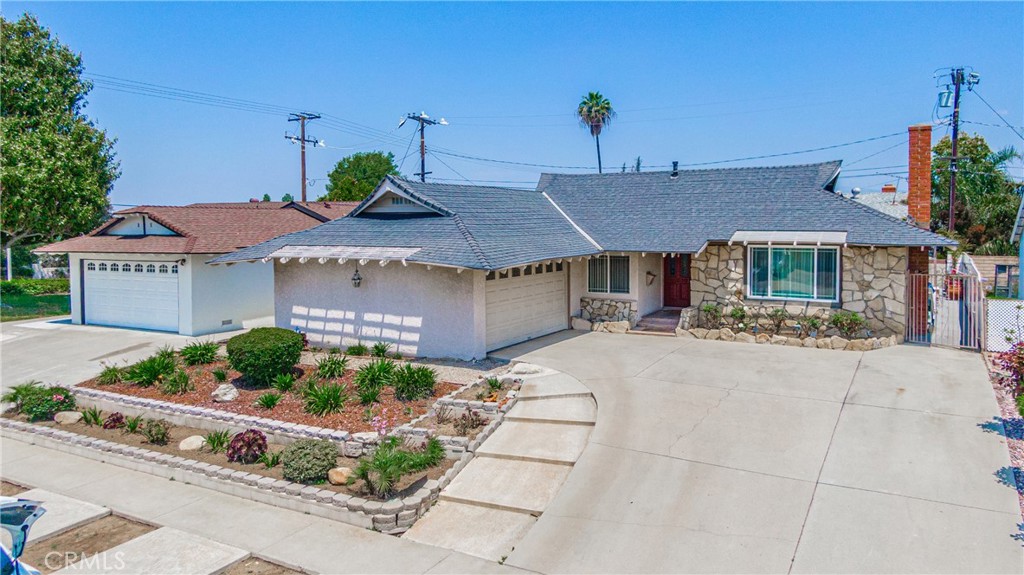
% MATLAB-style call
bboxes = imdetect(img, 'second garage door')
[84,260,179,332]
[485,262,567,351]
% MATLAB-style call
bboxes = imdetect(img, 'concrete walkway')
[1,318,244,392]
[492,331,1023,574]
[1,437,525,574]
[404,368,596,561]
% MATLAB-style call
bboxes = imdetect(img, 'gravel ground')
[982,352,1024,521]
[301,350,508,385]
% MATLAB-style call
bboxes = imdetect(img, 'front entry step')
[402,501,536,562]
[506,396,597,426]
[475,421,591,465]
[440,457,573,515]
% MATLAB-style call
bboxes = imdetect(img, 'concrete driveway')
[1,318,241,390]
[493,332,1022,574]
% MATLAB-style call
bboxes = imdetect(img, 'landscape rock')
[785,337,803,347]
[817,338,832,349]
[830,336,849,350]
[328,467,354,485]
[689,328,709,339]
[179,435,206,451]
[211,384,239,403]
[675,328,695,338]
[604,321,630,334]
[718,328,735,342]
[756,333,771,344]
[705,329,721,340]
[802,337,817,348]
[735,332,756,344]
[847,339,870,352]
[54,411,82,425]
[770,335,788,345]
[570,317,592,331]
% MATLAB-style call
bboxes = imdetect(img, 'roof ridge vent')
[670,161,679,179]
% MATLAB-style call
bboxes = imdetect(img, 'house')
[850,184,909,220]
[210,125,953,359]
[35,201,356,335]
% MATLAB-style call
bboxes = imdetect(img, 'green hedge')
[226,327,304,387]
[0,278,70,297]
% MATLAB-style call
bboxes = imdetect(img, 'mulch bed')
[77,359,460,434]
[982,352,1024,521]
[9,415,452,502]
[22,515,156,575]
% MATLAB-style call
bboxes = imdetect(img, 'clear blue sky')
[6,2,1023,206]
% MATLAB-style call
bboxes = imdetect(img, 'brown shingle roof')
[36,202,355,255]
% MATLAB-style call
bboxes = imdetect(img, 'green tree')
[1,14,119,259]
[576,91,615,174]
[261,193,272,202]
[931,133,1022,253]
[319,151,398,202]
[281,193,294,202]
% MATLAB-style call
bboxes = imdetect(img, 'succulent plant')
[227,429,268,464]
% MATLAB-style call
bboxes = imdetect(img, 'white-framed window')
[97,263,107,271]
[122,264,131,273]
[110,263,119,272]
[146,264,156,273]
[588,255,629,294]
[134,264,144,273]
[171,265,178,274]
[86,262,96,271]
[158,264,168,274]
[747,246,839,302]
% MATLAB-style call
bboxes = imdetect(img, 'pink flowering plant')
[21,386,76,421]
[371,408,397,437]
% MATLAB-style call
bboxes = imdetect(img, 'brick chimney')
[881,183,897,194]
[908,124,932,228]
[907,123,932,275]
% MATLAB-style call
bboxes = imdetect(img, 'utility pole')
[937,67,980,232]
[403,112,447,182]
[285,113,321,202]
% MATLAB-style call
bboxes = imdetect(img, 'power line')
[971,90,1024,141]
[427,150,474,185]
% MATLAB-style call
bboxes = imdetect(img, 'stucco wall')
[275,260,485,360]
[190,257,274,336]
[690,244,908,336]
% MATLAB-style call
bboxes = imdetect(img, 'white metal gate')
[905,272,984,350]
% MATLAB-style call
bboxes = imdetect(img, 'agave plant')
[354,437,445,498]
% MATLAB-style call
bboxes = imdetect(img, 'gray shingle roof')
[851,191,910,220]
[214,162,954,269]
[211,176,599,270]
[539,161,954,251]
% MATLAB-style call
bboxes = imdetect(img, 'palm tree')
[577,91,615,174]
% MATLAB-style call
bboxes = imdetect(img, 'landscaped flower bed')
[982,347,1024,522]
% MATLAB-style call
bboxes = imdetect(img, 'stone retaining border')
[675,327,899,351]
[0,418,468,534]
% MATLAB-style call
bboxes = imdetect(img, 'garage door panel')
[486,269,567,351]
[84,260,179,332]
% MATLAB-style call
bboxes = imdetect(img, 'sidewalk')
[1,435,526,574]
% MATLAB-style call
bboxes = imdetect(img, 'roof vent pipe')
[851,187,861,198]
[671,161,679,179]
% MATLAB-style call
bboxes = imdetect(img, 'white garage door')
[84,260,179,332]
[486,262,567,351]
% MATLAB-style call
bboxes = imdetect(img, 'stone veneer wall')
[580,297,639,326]
[689,244,907,337]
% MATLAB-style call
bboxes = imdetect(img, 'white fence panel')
[985,298,1024,352]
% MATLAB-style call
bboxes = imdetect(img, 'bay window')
[748,246,838,302]
[588,255,630,294]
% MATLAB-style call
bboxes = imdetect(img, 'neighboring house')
[850,184,909,220]
[213,125,953,359]
[35,201,356,335]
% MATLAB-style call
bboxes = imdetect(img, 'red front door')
[663,254,691,307]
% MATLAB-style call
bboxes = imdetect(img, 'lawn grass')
[0,293,70,322]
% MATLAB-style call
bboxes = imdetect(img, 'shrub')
[805,316,823,333]
[371,342,392,358]
[81,406,103,426]
[347,342,369,356]
[729,307,747,327]
[766,308,789,334]
[226,328,304,387]
[141,419,171,445]
[304,383,348,416]
[393,364,436,401]
[435,404,454,424]
[21,386,75,421]
[124,354,176,387]
[281,439,337,483]
[486,377,502,392]
[1,380,44,411]
[255,392,281,410]
[204,430,231,453]
[97,363,124,386]
[998,343,1024,396]
[180,341,219,366]
[830,311,866,339]
[258,451,281,469]
[454,409,486,436]
[123,415,143,434]
[272,373,295,393]
[392,352,403,360]
[0,278,69,297]
[354,358,395,393]
[354,437,445,498]
[316,355,348,379]
[700,304,722,328]
[358,386,380,405]
[154,345,177,362]
[227,429,268,464]
[212,368,228,383]
[160,369,194,395]
[102,412,126,430]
